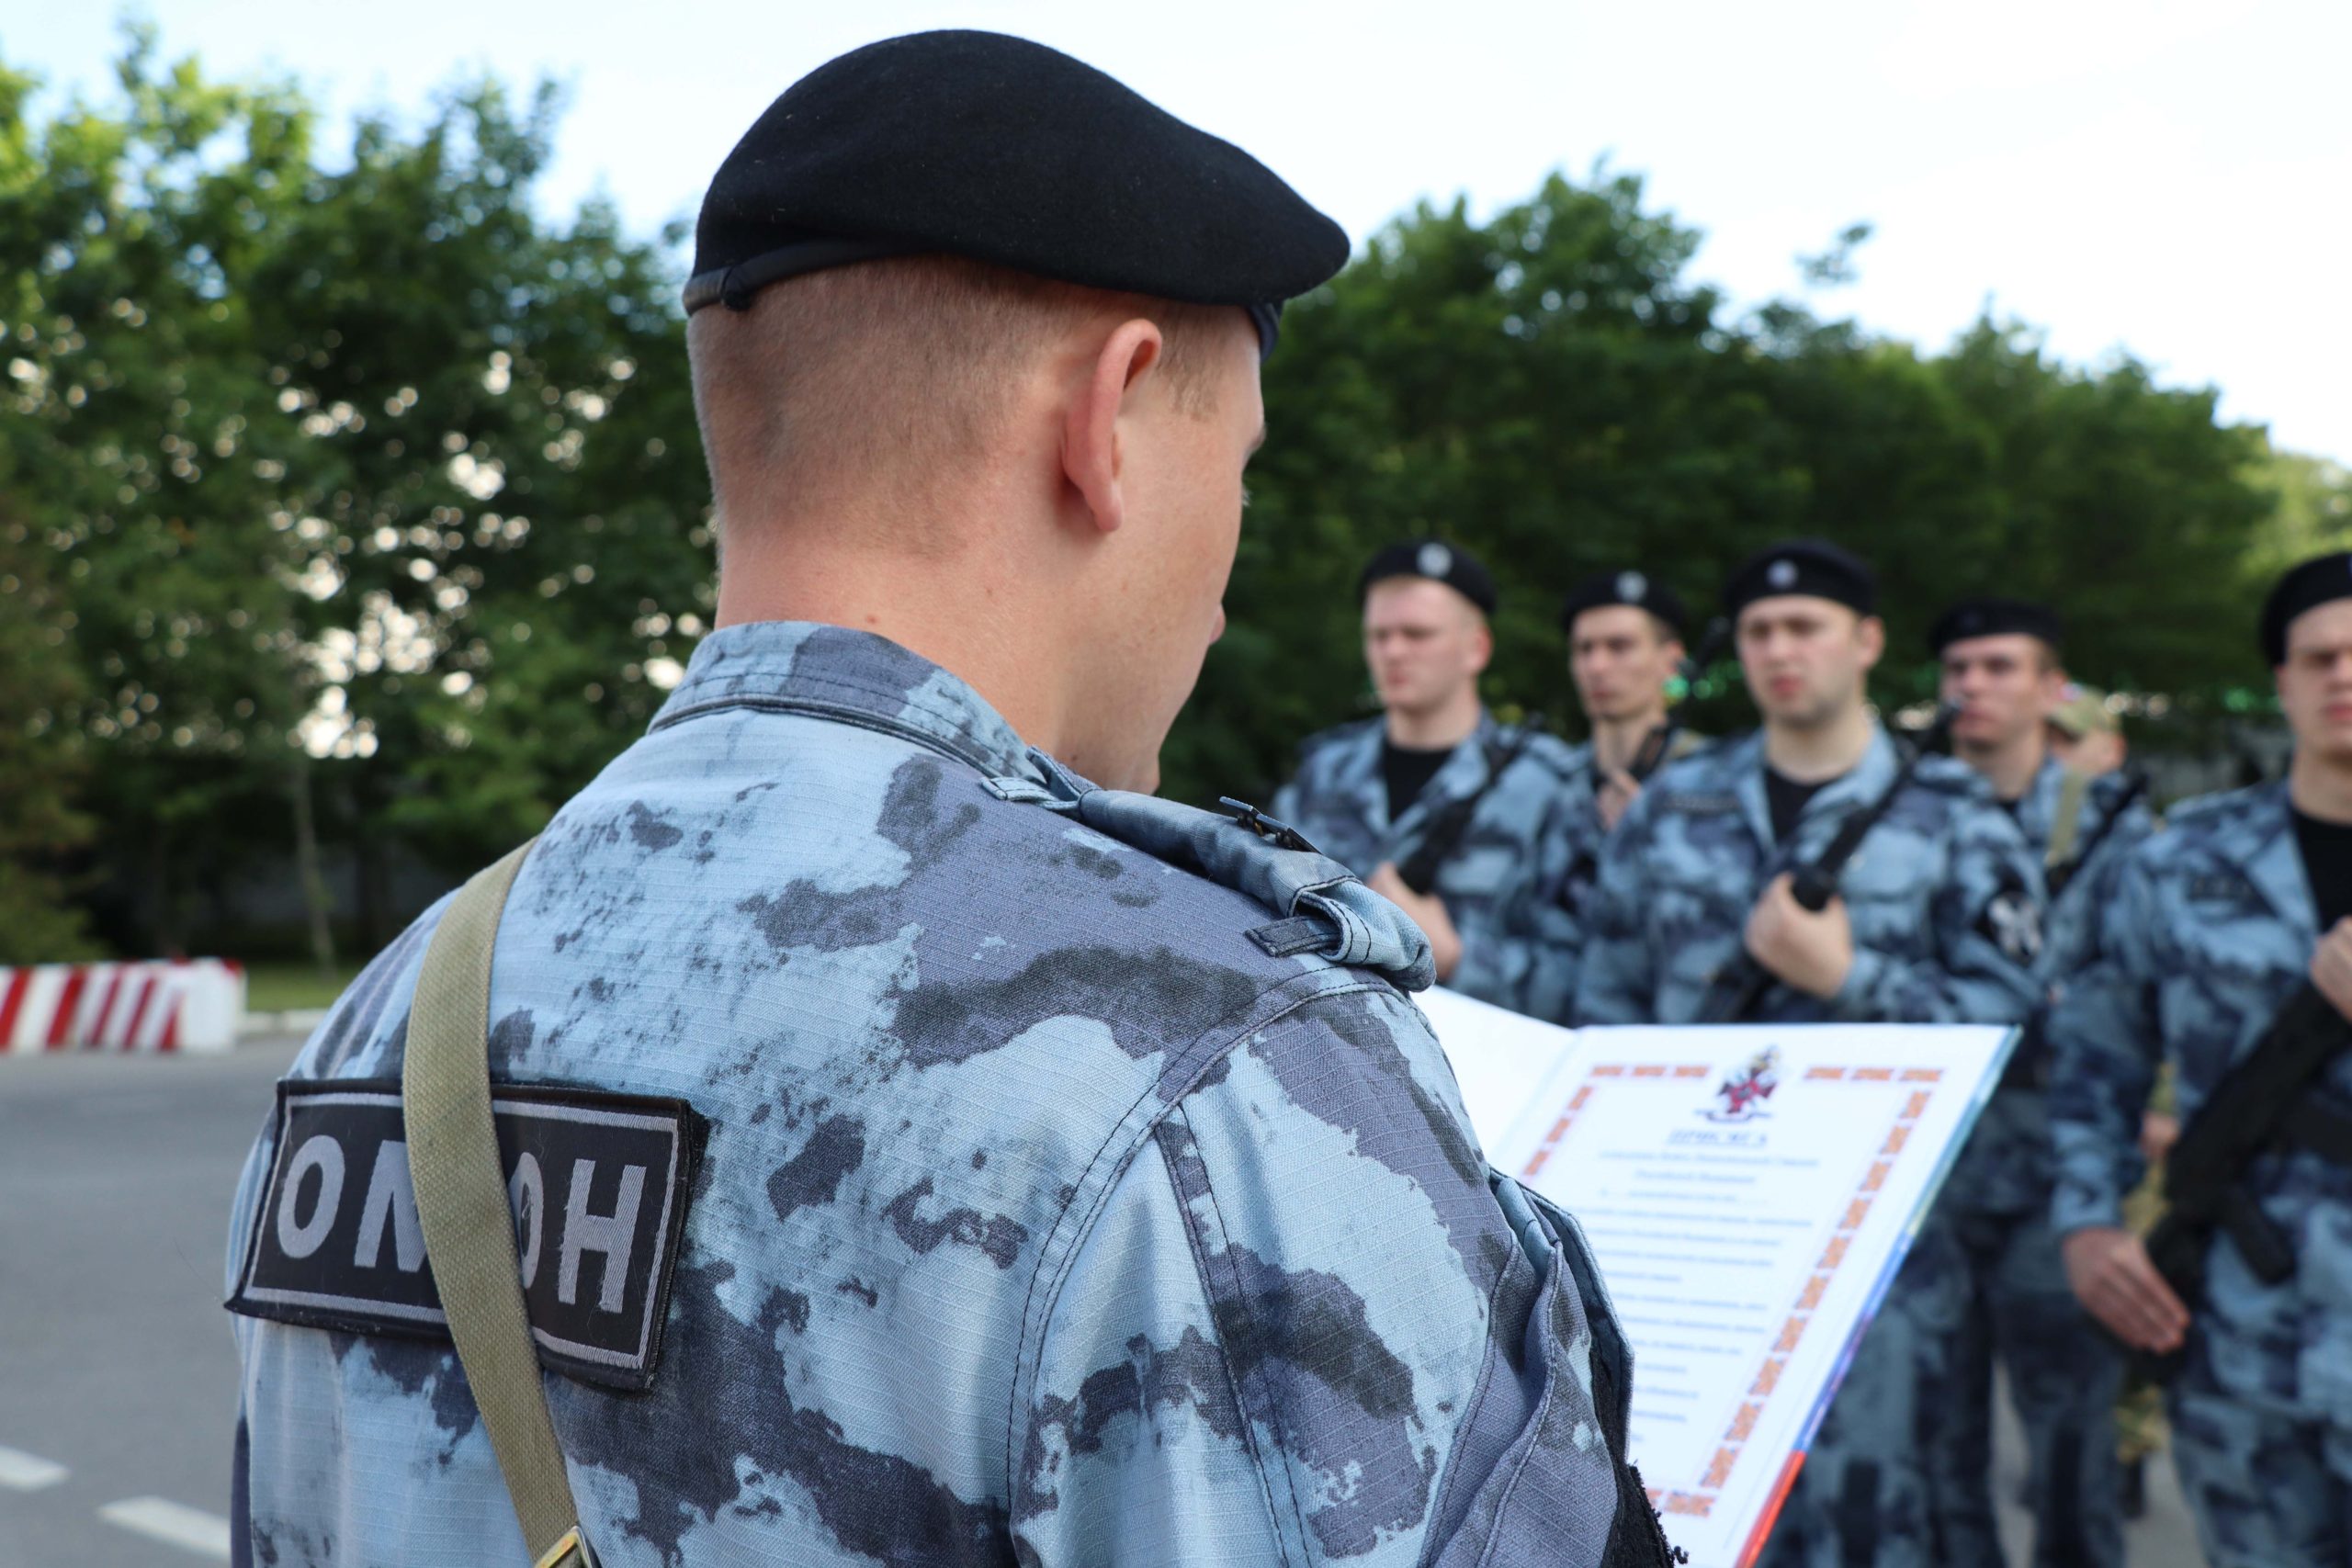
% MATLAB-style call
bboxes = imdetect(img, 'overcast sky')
[11,0,2349,462]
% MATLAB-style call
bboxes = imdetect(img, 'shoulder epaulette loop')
[983,750,1435,989]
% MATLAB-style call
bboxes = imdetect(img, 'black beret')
[1359,540,1498,618]
[1928,597,2064,657]
[2260,551,2352,665]
[1724,538,1877,620]
[1561,570,1689,638]
[685,30,1350,355]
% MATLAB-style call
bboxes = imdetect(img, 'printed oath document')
[1418,987,2016,1568]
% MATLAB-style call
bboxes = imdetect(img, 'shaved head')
[687,254,1232,547]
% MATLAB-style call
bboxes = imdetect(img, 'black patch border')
[226,1077,705,1393]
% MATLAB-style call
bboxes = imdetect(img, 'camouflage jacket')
[1574,727,2044,1028]
[226,623,1674,1567]
[1550,732,1710,994]
[2047,783,2352,1412]
[1273,715,1582,1023]
[1946,758,2157,1215]
[2020,759,2157,989]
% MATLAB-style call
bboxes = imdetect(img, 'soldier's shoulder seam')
[2163,786,2260,828]
[1297,716,1379,758]
[1508,729,1582,778]
[1643,742,1738,797]
[975,770,1435,987]
[1907,754,1984,796]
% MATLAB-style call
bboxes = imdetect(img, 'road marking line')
[99,1497,232,1561]
[0,1444,68,1489]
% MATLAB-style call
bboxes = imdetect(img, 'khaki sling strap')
[403,839,595,1568]
[2045,767,2095,870]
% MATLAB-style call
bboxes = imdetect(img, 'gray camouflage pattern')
[1548,735,1704,1014]
[2167,1375,2352,1566]
[1575,727,2043,1032]
[2048,782,2352,1562]
[1574,725,2042,1566]
[1273,716,1583,1023]
[227,622,1669,1566]
[1931,759,2151,1567]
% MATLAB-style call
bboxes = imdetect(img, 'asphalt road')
[0,1036,299,1568]
[1,1035,2207,1566]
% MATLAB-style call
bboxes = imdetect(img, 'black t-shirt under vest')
[2293,807,2352,933]
[1383,739,1454,824]
[1765,767,1830,844]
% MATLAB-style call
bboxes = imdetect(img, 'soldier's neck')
[1760,703,1874,784]
[1591,706,1669,773]
[1957,728,2048,802]
[710,534,1153,790]
[2290,752,2352,825]
[1385,690,1483,751]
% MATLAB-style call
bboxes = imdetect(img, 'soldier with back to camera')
[222,31,1676,1568]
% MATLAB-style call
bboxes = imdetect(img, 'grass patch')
[242,961,359,1014]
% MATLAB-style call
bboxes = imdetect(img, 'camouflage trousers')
[2171,1364,2352,1567]
[1929,1203,2128,1567]
[1758,1222,1965,1568]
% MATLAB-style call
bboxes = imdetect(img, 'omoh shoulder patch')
[227,1078,702,1393]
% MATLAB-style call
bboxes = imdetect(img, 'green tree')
[0,502,99,961]
[0,35,2313,954]
[1180,171,1793,804]
[0,33,708,953]
[1168,180,2283,806]
[2246,446,2352,576]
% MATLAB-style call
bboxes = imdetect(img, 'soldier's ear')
[1855,615,1886,667]
[1059,318,1164,536]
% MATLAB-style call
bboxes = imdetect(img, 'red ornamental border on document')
[1516,1062,1946,1567]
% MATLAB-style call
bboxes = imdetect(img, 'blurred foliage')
[1,31,707,953]
[0,37,2334,957]
[1182,172,2285,803]
[0,495,100,961]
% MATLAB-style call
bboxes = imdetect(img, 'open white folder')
[1418,987,2016,1568]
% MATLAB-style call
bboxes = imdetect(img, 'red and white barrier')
[0,960,246,1055]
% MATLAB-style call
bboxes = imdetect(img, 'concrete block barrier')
[0,960,246,1054]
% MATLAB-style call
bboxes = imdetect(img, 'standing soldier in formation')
[1274,541,1584,1021]
[2050,552,2352,1568]
[2043,681,2178,1517]
[2048,682,2132,779]
[1579,539,2044,1567]
[1928,599,2154,1567]
[223,33,1677,1566]
[1553,570,1706,1004]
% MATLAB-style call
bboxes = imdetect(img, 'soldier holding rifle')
[1928,598,2154,1567]
[2050,552,2352,1567]
[1275,540,1584,1021]
[1551,570,1712,1007]
[1578,539,2043,1567]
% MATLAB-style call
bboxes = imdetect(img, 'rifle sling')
[2043,768,2094,868]
[2278,1092,2352,1162]
[1398,720,1544,892]
[403,839,596,1568]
